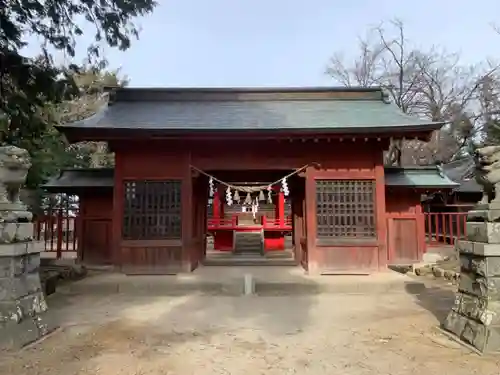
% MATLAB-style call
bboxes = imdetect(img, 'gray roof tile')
[441,157,481,193]
[385,167,458,188]
[43,169,114,193]
[59,87,443,132]
[43,166,457,191]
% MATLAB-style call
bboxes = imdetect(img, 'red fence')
[424,212,468,246]
[34,210,79,258]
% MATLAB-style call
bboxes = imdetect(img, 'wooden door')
[391,218,419,264]
[81,219,112,264]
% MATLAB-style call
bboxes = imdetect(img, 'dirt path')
[1,282,499,374]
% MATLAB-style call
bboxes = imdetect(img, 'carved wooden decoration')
[386,137,404,167]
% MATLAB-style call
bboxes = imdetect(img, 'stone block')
[25,253,40,274]
[468,208,500,223]
[467,222,500,243]
[15,222,33,242]
[0,223,17,243]
[462,321,500,353]
[0,241,44,257]
[0,316,42,350]
[460,254,500,277]
[459,273,500,299]
[443,310,468,336]
[443,310,500,353]
[462,254,500,277]
[0,272,42,300]
[0,256,13,278]
[0,253,41,278]
[452,292,500,325]
[456,240,500,257]
[0,291,47,326]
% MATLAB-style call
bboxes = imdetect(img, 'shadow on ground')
[404,280,456,322]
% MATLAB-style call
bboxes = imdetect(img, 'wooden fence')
[424,212,468,246]
[34,209,79,259]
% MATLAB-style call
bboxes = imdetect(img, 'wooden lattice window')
[123,180,182,240]
[316,180,376,241]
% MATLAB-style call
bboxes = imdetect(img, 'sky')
[24,0,500,87]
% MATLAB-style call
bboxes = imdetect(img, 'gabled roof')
[56,87,444,136]
[384,166,458,189]
[440,157,481,193]
[43,168,114,194]
[42,166,457,193]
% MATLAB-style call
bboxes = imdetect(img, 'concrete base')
[55,267,414,297]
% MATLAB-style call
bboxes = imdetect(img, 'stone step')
[203,250,295,266]
[234,231,263,254]
[203,257,297,267]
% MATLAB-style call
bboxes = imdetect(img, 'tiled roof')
[57,87,444,133]
[43,168,114,193]
[440,157,481,193]
[385,167,458,189]
[43,166,457,191]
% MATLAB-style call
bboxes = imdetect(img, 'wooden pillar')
[292,190,304,265]
[305,166,318,274]
[75,200,84,262]
[111,151,124,269]
[374,163,388,270]
[415,198,426,259]
[181,153,194,272]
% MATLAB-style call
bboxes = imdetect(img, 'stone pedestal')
[0,145,52,350]
[0,239,50,349]
[442,208,500,353]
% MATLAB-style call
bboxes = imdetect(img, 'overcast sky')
[23,0,500,87]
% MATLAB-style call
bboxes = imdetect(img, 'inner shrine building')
[51,86,456,274]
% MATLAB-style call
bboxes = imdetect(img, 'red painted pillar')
[267,188,286,252]
[278,190,285,227]
[219,186,225,219]
[213,190,220,220]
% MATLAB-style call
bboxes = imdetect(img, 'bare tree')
[326,19,499,166]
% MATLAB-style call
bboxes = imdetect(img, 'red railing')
[261,216,293,228]
[34,210,78,259]
[207,216,238,229]
[424,212,468,246]
[207,215,292,231]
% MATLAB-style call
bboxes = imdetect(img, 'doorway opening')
[192,169,306,267]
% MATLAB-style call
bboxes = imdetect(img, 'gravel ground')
[0,280,499,374]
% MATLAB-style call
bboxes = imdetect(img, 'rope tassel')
[258,190,266,202]
[244,192,252,205]
[191,163,311,195]
[225,186,233,206]
[208,177,214,197]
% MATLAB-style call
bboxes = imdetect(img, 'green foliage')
[0,0,156,188]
